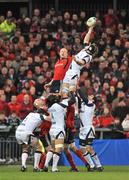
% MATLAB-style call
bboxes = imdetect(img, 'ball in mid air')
[86,17,97,27]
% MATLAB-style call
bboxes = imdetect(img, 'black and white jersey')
[48,99,68,130]
[63,48,92,84]
[79,101,95,127]
[16,112,45,134]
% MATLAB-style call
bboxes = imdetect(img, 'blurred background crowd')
[0,7,129,140]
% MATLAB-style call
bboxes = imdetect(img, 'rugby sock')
[64,150,77,170]
[91,152,102,167]
[34,151,42,169]
[39,153,46,169]
[52,152,60,171]
[83,152,95,168]
[74,149,87,165]
[21,152,28,168]
[44,150,53,168]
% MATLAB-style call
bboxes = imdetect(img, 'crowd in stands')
[0,8,129,138]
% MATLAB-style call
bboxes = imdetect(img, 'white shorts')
[15,129,31,145]
[63,70,79,86]
[79,126,95,140]
[50,128,65,141]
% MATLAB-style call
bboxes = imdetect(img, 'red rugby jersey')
[66,105,75,129]
[39,120,52,136]
[53,56,72,80]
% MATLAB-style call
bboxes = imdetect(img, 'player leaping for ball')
[61,25,98,94]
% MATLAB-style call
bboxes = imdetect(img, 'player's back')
[48,99,68,129]
[17,112,43,133]
[80,102,95,127]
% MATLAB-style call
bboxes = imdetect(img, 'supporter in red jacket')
[19,94,33,120]
[99,107,115,127]
[8,95,21,116]
[0,93,10,117]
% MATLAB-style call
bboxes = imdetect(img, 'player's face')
[88,94,94,101]
[59,48,68,59]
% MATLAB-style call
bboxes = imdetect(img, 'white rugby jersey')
[79,101,95,127]
[48,99,68,130]
[64,49,92,77]
[17,112,44,133]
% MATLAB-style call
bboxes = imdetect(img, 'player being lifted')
[61,26,98,94]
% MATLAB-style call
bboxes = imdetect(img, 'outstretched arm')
[83,26,94,44]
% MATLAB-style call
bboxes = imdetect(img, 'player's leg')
[29,135,44,171]
[69,142,88,166]
[65,128,87,166]
[43,135,54,171]
[39,134,53,170]
[64,129,78,171]
[85,140,103,171]
[79,138,95,171]
[15,130,30,172]
[52,138,64,172]
[64,145,78,172]
[21,144,29,172]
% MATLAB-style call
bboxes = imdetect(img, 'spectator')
[7,111,21,128]
[0,94,10,117]
[8,95,21,116]
[99,107,115,127]
[19,94,33,120]
[112,98,129,122]
[0,18,16,34]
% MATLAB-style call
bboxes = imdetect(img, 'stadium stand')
[0,0,129,164]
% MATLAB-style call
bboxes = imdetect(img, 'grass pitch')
[0,165,129,180]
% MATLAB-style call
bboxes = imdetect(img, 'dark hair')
[86,43,98,55]
[46,94,61,108]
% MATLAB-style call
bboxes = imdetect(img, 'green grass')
[0,166,129,180]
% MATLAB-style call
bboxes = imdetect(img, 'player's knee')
[55,143,64,153]
[69,143,75,151]
[22,144,29,153]
[36,140,45,153]
[79,145,86,154]
[86,145,92,153]
[45,145,53,152]
[64,143,69,150]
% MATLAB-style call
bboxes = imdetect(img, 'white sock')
[91,153,102,167]
[52,153,60,171]
[21,152,28,168]
[44,151,53,168]
[83,152,95,168]
[34,152,42,169]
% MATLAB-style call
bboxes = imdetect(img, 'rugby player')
[15,98,51,172]
[62,26,98,94]
[78,88,103,172]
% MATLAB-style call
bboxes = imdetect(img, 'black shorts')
[79,138,94,147]
[65,128,75,144]
[40,134,51,148]
[50,80,61,93]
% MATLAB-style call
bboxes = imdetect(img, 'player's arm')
[73,57,86,66]
[44,115,51,122]
[83,26,94,45]
[44,79,53,89]
[78,89,88,104]
[68,91,76,105]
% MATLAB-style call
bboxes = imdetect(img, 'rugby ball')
[86,17,96,27]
